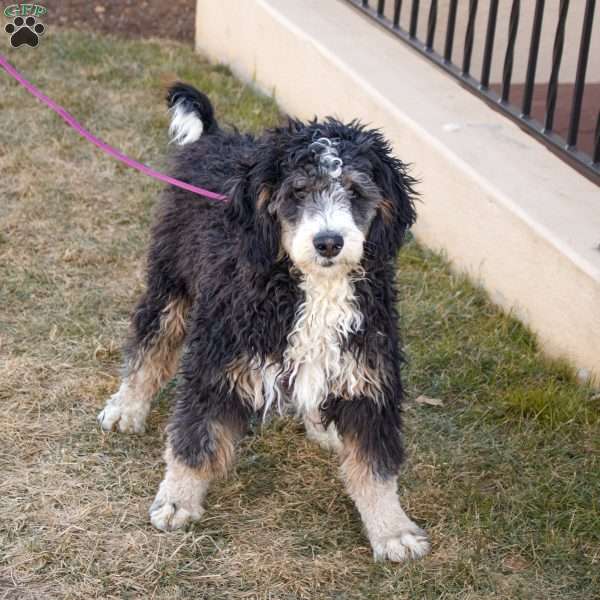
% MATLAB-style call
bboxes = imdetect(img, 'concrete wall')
[195,0,600,382]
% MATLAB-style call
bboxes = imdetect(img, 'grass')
[1,30,598,600]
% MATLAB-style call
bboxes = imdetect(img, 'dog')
[97,82,429,562]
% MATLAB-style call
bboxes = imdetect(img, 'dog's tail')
[166,82,219,145]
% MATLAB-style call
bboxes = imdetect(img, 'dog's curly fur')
[98,82,430,561]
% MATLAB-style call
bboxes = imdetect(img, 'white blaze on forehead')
[309,137,343,179]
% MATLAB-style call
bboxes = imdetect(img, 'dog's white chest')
[282,274,363,414]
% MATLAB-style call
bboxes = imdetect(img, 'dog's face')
[229,121,417,274]
[274,138,384,275]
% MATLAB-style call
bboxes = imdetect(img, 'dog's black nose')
[313,232,344,258]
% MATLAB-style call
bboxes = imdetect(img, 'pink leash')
[0,54,228,202]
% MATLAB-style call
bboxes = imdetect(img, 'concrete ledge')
[195,0,600,380]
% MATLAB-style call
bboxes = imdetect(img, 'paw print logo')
[5,16,45,48]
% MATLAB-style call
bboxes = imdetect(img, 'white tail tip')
[168,101,204,145]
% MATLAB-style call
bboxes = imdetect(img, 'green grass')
[1,30,598,600]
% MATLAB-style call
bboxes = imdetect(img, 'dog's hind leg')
[149,374,251,531]
[98,290,190,434]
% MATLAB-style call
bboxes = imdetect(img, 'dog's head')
[227,119,417,275]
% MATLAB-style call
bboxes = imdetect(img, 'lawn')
[0,31,598,600]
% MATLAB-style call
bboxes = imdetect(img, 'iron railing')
[345,0,600,185]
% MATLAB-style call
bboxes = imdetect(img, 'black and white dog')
[98,83,429,562]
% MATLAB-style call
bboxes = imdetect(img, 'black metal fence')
[344,0,600,185]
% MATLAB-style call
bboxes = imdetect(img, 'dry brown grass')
[1,31,598,600]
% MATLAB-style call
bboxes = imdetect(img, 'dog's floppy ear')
[226,149,280,272]
[365,134,417,262]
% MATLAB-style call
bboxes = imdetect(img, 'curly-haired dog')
[98,82,429,562]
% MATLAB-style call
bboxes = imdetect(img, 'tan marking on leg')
[339,436,372,491]
[98,297,190,433]
[149,445,210,531]
[128,297,190,388]
[340,438,430,562]
[197,421,237,479]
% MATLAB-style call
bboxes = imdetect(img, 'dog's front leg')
[341,450,430,561]
[150,376,250,532]
[149,441,211,531]
[326,397,430,562]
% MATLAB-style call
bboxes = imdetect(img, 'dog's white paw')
[304,415,343,453]
[149,496,204,532]
[371,527,430,562]
[97,392,147,433]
